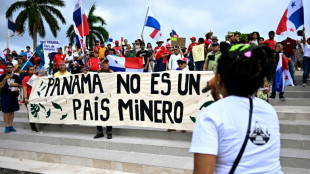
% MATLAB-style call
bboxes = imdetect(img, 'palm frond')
[36,0,65,7]
[14,9,28,34]
[5,1,26,18]
[39,6,66,24]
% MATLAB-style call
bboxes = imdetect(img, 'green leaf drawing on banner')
[39,81,43,88]
[189,116,196,123]
[41,86,46,91]
[30,104,40,118]
[60,114,67,120]
[46,109,51,118]
[52,102,62,111]
[199,101,215,110]
[39,103,46,111]
[37,91,41,97]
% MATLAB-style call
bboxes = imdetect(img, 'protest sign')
[171,37,186,48]
[192,44,205,62]
[40,40,61,52]
[29,71,214,130]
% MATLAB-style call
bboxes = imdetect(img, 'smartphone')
[7,71,12,75]
[121,37,124,42]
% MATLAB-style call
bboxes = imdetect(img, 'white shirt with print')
[190,96,282,174]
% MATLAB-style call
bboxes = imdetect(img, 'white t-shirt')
[302,42,310,57]
[65,55,73,68]
[168,54,183,70]
[190,96,282,174]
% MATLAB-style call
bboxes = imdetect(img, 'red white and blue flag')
[276,0,304,36]
[73,0,89,37]
[74,24,85,51]
[145,11,162,41]
[107,55,144,72]
[171,26,178,37]
[275,53,294,92]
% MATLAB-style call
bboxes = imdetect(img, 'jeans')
[302,56,310,84]
[96,126,112,134]
[195,61,204,71]
[288,56,295,83]
[271,78,284,98]
[188,53,194,71]
[154,57,164,72]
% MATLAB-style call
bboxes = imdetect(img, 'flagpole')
[6,10,10,49]
[141,7,149,36]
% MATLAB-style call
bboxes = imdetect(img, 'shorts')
[1,95,19,113]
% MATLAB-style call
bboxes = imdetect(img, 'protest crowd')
[1,26,310,173]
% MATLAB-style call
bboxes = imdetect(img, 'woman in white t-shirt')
[190,44,283,173]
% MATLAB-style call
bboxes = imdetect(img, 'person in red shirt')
[93,40,100,51]
[204,32,213,49]
[53,47,66,73]
[263,31,277,51]
[88,51,101,72]
[0,58,7,75]
[282,37,297,84]
[22,66,38,132]
[184,37,198,71]
[154,40,166,72]
[112,40,123,56]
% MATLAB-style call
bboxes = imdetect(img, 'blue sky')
[0,0,309,52]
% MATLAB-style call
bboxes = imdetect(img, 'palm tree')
[66,3,109,49]
[5,0,66,51]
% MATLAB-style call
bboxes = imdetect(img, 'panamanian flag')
[73,0,89,37]
[275,53,294,92]
[145,10,162,41]
[107,55,144,72]
[276,0,304,36]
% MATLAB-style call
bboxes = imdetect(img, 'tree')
[66,3,109,49]
[228,31,250,43]
[6,0,66,51]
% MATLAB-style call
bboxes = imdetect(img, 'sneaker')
[107,134,112,139]
[9,126,17,132]
[303,83,306,87]
[4,127,10,133]
[269,95,275,99]
[94,133,104,139]
[280,97,286,101]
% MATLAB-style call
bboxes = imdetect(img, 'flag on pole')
[276,0,304,36]
[275,53,294,92]
[107,55,144,72]
[74,24,85,51]
[73,0,89,37]
[35,42,45,68]
[7,17,23,37]
[144,10,162,41]
[171,26,178,37]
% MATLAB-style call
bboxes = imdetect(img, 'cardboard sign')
[171,37,186,48]
[192,44,205,62]
[29,71,214,130]
[40,40,61,52]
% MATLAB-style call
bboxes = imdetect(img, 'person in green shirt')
[203,42,221,71]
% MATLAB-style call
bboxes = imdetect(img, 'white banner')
[29,71,214,130]
[40,40,61,52]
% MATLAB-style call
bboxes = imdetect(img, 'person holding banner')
[94,58,113,139]
[22,66,39,132]
[54,61,70,77]
[190,45,282,173]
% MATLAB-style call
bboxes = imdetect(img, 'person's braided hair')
[217,44,276,97]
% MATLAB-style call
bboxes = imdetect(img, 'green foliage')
[5,0,66,50]
[228,31,250,43]
[66,3,109,49]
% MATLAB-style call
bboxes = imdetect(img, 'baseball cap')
[58,61,65,65]
[190,37,196,40]
[68,49,72,53]
[115,40,119,44]
[307,37,310,41]
[177,58,187,63]
[20,52,27,57]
